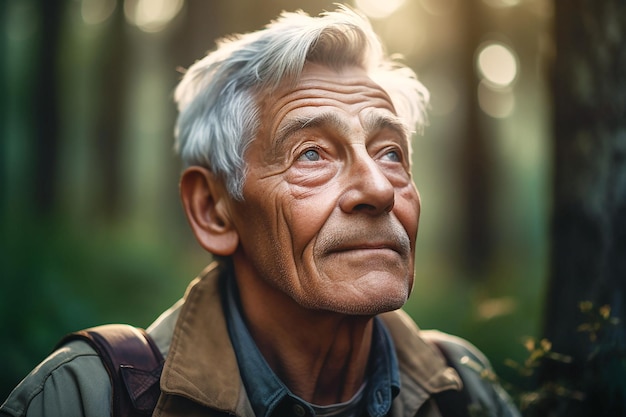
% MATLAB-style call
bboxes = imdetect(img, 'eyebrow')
[361,111,410,141]
[274,112,351,149]
[274,111,409,149]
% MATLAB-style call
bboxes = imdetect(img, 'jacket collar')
[158,262,242,414]
[380,310,462,393]
[157,262,461,416]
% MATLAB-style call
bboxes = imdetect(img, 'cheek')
[395,185,421,245]
[287,191,338,253]
[235,183,288,250]
[238,184,335,259]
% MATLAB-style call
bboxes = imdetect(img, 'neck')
[235,275,374,405]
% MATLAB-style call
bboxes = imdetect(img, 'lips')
[330,241,405,254]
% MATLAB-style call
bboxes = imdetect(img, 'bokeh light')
[476,42,518,88]
[477,80,515,118]
[354,0,406,19]
[124,0,184,33]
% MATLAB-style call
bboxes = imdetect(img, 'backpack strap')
[428,338,473,417]
[57,324,164,416]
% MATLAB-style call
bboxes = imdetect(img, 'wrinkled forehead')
[255,63,401,138]
[267,62,395,107]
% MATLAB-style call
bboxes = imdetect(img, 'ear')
[180,166,239,256]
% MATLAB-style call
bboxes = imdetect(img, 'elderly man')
[1,6,519,417]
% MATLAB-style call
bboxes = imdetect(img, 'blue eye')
[383,150,400,162]
[299,149,321,161]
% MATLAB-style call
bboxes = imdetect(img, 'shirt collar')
[365,319,401,417]
[224,276,400,417]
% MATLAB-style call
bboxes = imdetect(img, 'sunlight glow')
[477,42,518,88]
[124,0,184,33]
[354,0,406,19]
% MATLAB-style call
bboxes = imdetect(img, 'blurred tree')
[540,0,626,415]
[93,4,127,219]
[457,0,494,280]
[33,0,62,211]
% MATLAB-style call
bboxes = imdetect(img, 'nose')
[338,150,395,215]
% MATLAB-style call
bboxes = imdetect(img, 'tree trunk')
[33,0,62,212]
[542,0,626,415]
[458,0,494,279]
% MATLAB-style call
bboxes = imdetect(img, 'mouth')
[324,237,410,261]
[330,242,403,254]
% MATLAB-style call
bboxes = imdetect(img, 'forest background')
[2,1,623,414]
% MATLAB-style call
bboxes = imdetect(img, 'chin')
[348,296,408,316]
[311,289,410,316]
[290,270,414,315]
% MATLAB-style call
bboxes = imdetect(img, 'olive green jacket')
[1,263,519,417]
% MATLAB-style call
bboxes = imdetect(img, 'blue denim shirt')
[224,278,401,417]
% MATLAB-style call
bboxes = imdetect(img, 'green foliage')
[0,216,204,400]
[502,302,625,417]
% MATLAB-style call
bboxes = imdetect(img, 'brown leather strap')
[57,324,164,416]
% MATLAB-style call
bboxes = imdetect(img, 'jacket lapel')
[380,310,463,417]
[155,263,247,416]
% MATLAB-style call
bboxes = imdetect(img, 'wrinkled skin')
[228,63,421,316]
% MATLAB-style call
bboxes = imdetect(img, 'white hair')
[174,5,429,200]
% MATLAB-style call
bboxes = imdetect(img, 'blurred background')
[1,0,553,400]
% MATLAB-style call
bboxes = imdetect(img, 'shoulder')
[379,311,520,417]
[420,330,521,417]
[1,298,183,417]
[146,297,183,357]
[419,329,493,370]
[0,341,111,417]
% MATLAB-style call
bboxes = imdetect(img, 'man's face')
[228,63,420,315]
